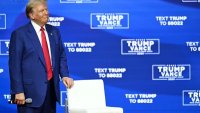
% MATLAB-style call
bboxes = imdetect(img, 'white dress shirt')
[31,21,52,64]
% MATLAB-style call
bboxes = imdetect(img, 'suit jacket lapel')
[46,25,55,69]
[27,22,46,67]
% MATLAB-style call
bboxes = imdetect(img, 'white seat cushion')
[69,107,123,113]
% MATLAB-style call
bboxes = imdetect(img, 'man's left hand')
[62,77,74,89]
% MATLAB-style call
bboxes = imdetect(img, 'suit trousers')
[17,78,56,113]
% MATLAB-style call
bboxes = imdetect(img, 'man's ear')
[29,13,35,20]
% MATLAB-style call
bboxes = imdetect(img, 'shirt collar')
[31,21,46,33]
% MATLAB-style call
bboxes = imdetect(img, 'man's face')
[30,3,49,26]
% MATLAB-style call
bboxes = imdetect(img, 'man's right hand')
[15,93,25,105]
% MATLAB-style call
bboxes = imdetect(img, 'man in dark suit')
[9,0,74,113]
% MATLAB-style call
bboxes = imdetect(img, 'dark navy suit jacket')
[9,22,69,107]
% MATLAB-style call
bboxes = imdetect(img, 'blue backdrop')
[1,0,200,113]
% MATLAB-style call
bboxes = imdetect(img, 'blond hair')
[25,0,47,18]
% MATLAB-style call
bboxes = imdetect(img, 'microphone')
[8,98,32,104]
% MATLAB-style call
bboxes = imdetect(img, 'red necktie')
[40,27,52,80]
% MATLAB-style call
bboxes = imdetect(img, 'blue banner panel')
[0,0,200,113]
